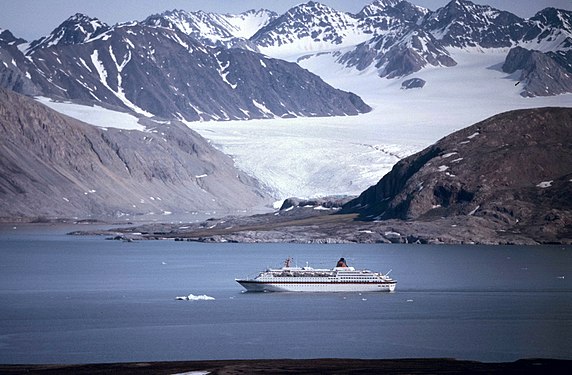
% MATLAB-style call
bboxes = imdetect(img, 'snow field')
[35,97,147,131]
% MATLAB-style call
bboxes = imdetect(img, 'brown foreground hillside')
[0,88,271,221]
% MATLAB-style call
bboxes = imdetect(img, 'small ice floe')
[176,294,215,301]
[359,230,374,234]
[438,165,449,172]
[536,180,553,188]
[362,298,368,301]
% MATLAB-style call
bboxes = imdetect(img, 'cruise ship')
[236,258,396,292]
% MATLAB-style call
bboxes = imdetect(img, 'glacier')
[188,48,572,199]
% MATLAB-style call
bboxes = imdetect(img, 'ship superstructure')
[236,258,396,292]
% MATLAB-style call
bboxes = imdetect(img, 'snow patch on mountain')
[221,9,277,39]
[35,97,147,131]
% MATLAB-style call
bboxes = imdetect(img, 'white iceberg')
[176,294,215,301]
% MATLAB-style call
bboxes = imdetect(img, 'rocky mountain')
[26,13,109,53]
[251,1,370,57]
[342,107,572,242]
[241,0,572,92]
[142,8,277,50]
[338,0,455,78]
[421,0,527,49]
[0,13,370,122]
[0,88,272,221]
[502,46,572,97]
[338,25,457,78]
[0,29,39,95]
[338,0,572,81]
[2,1,571,102]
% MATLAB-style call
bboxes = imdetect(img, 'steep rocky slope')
[343,107,572,242]
[0,88,271,221]
[503,46,572,97]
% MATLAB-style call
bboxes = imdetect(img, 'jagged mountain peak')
[279,1,348,20]
[357,0,402,17]
[250,1,364,52]
[27,13,109,53]
[239,8,276,16]
[0,28,26,44]
[358,1,429,28]
[429,0,520,24]
[143,8,275,47]
[531,7,572,31]
[423,0,525,48]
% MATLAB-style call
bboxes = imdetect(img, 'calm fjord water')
[0,224,570,364]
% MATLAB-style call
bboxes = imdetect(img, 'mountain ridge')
[0,14,370,121]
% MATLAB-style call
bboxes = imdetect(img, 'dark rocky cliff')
[343,107,572,242]
[0,88,271,221]
[503,46,572,97]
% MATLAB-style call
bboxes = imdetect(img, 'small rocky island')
[75,107,572,245]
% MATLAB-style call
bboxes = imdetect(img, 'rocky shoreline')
[69,206,571,245]
[1,358,569,374]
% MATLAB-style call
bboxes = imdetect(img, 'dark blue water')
[0,224,571,364]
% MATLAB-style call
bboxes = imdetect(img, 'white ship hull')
[236,258,396,293]
[236,280,396,293]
